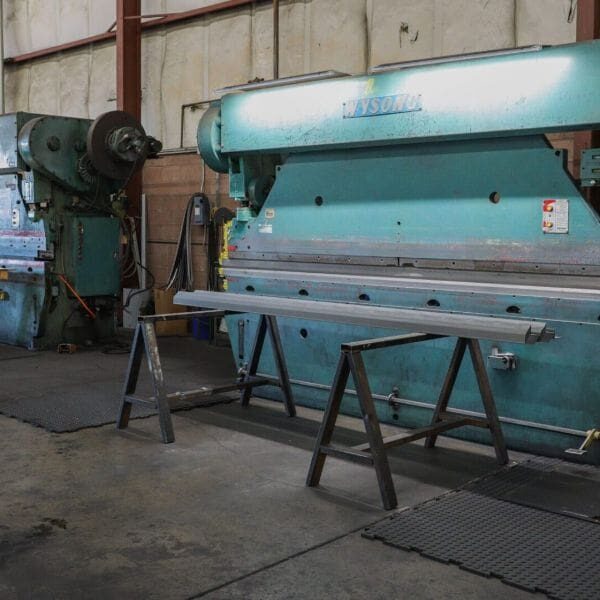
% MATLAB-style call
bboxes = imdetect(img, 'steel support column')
[117,0,141,121]
[575,0,600,205]
[116,0,142,282]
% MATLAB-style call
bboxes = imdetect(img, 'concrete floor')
[0,341,541,600]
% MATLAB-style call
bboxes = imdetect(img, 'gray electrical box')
[192,193,210,225]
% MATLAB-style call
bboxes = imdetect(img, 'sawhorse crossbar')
[306,333,509,510]
[117,310,296,443]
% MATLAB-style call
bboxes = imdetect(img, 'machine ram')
[186,41,600,461]
[0,111,160,349]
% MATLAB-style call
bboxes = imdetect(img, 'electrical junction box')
[192,193,210,225]
[581,148,600,187]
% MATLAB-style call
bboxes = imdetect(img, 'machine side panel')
[66,216,121,297]
[0,173,46,259]
[230,138,600,271]
[0,263,45,348]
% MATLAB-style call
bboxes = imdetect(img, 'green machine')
[0,111,161,349]
[185,41,600,461]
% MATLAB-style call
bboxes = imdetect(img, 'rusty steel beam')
[5,0,265,65]
[116,0,142,288]
[577,0,600,40]
[574,0,600,212]
[117,0,141,120]
[574,0,600,177]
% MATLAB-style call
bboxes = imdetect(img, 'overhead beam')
[116,0,142,287]
[4,0,266,66]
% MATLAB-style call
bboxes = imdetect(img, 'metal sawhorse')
[307,333,508,510]
[116,310,296,443]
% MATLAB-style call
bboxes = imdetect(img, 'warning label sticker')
[542,199,569,234]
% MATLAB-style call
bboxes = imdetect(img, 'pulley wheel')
[86,111,147,180]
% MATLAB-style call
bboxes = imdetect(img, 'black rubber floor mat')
[0,338,236,433]
[364,459,600,600]
[463,456,600,521]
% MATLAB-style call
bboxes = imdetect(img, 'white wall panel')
[4,0,114,56]
[162,21,207,147]
[251,2,276,82]
[88,43,117,118]
[278,0,307,77]
[4,0,32,56]
[58,51,91,118]
[28,58,60,115]
[308,0,367,74]
[26,0,60,53]
[58,0,89,45]
[141,31,167,143]
[516,0,576,46]
[435,0,515,55]
[368,0,435,67]
[206,10,252,92]
[3,65,30,113]
[89,0,116,36]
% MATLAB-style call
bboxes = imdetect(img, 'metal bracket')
[487,346,517,370]
[237,362,248,381]
[565,428,600,455]
[387,387,401,411]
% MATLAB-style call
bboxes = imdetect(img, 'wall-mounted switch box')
[192,193,210,225]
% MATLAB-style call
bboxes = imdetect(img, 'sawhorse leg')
[240,314,296,417]
[425,338,508,465]
[117,323,144,432]
[117,321,175,444]
[307,349,397,510]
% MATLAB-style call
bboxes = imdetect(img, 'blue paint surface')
[198,42,600,462]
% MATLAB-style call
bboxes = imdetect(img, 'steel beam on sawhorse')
[117,310,296,443]
[306,333,508,510]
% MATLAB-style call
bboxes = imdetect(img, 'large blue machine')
[196,41,600,461]
[0,111,160,349]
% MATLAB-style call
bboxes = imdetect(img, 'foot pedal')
[565,429,599,455]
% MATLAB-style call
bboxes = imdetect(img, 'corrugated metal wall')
[4,0,577,149]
